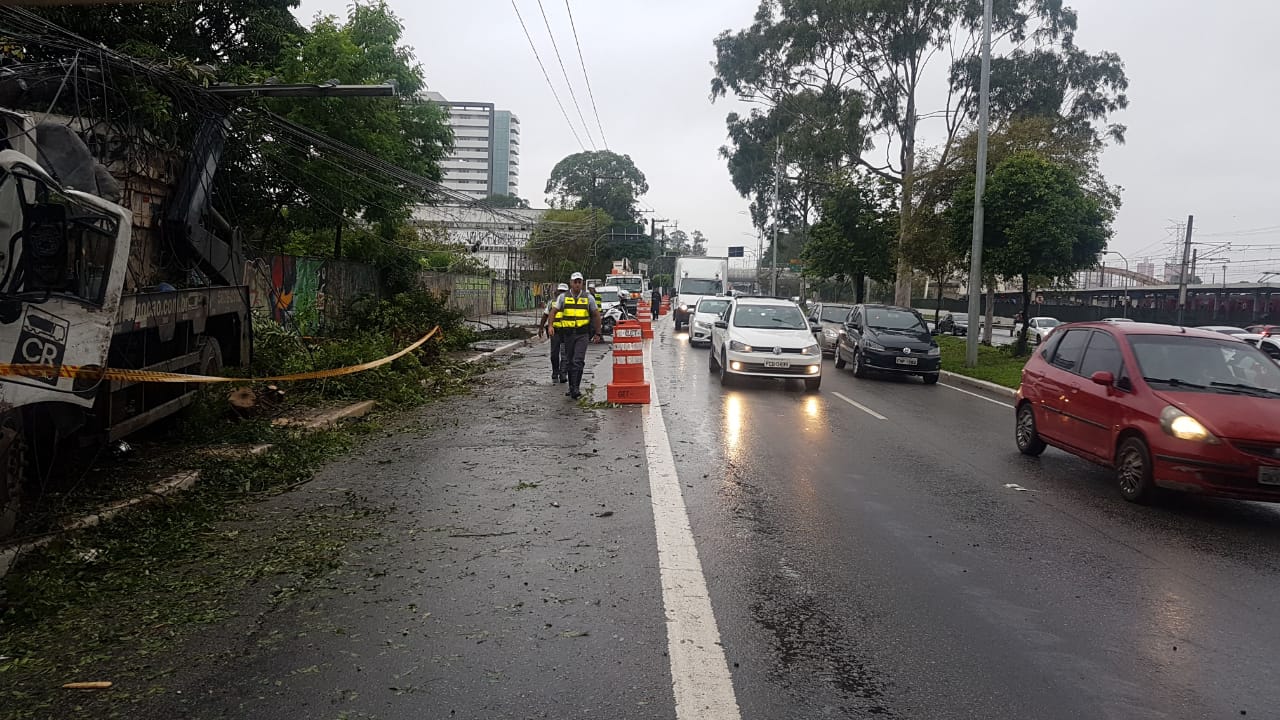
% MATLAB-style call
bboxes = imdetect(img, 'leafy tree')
[232,2,453,258]
[37,0,301,70]
[711,0,1127,306]
[482,193,531,209]
[691,231,708,257]
[544,150,648,226]
[951,151,1110,354]
[526,208,611,283]
[801,180,896,302]
[666,229,691,255]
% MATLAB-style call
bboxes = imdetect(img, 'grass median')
[936,335,1028,389]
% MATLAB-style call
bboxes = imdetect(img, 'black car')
[835,304,941,384]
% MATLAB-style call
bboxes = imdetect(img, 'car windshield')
[819,306,851,323]
[613,277,643,292]
[1035,318,1061,328]
[696,299,730,315]
[733,304,808,330]
[681,278,721,295]
[598,290,622,304]
[865,308,927,332]
[1129,335,1280,396]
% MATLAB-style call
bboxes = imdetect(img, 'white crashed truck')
[0,108,250,539]
[672,257,729,331]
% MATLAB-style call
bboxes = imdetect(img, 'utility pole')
[1176,215,1194,325]
[771,138,782,297]
[965,0,993,367]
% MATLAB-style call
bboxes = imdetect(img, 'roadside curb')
[939,370,1018,400]
[465,337,536,365]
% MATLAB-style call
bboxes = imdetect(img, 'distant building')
[413,204,546,275]
[1136,261,1156,279]
[421,91,521,201]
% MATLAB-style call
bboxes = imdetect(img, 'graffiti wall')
[246,255,380,334]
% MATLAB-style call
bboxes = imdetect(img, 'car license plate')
[763,360,790,369]
[1259,466,1280,486]
[895,357,919,366]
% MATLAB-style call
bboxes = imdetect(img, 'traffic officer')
[548,272,602,400]
[587,283,603,307]
[539,282,570,383]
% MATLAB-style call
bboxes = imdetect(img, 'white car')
[708,297,823,392]
[596,285,627,313]
[1242,333,1280,363]
[1018,316,1062,344]
[689,296,732,347]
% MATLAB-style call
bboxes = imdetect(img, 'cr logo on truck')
[11,307,69,385]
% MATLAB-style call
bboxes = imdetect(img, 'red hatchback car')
[1016,322,1280,503]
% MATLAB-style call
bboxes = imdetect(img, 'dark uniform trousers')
[549,331,568,380]
[563,330,590,392]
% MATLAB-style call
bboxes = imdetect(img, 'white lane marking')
[939,382,1015,409]
[642,345,743,720]
[831,391,888,421]
[1004,483,1036,492]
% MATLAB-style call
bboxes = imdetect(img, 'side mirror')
[714,320,728,329]
[1090,370,1115,387]
[809,321,822,333]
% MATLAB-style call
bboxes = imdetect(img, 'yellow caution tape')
[0,327,441,384]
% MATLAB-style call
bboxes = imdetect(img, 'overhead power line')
[510,0,585,151]
[536,0,595,150]
[563,0,608,150]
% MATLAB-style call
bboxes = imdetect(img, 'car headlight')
[927,346,941,357]
[864,340,885,352]
[801,344,821,356]
[729,340,753,352]
[822,328,839,341]
[1159,405,1219,443]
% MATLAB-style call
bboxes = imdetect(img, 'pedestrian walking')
[540,282,570,383]
[548,272,602,400]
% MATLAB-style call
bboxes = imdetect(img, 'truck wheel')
[199,337,224,376]
[0,413,28,540]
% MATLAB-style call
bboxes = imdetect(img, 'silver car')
[808,303,853,356]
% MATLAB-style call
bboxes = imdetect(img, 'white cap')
[570,272,584,281]
[557,283,569,292]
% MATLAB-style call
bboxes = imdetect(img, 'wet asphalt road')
[652,321,1280,719]
[130,324,1280,719]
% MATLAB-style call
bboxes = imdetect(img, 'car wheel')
[1116,436,1157,504]
[708,345,719,373]
[834,347,847,369]
[852,349,868,378]
[718,350,734,386]
[922,372,939,385]
[804,377,821,393]
[1015,402,1047,456]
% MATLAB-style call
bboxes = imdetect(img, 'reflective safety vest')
[555,294,591,330]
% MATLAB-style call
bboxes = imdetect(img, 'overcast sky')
[296,1,1280,283]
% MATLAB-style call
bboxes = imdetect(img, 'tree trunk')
[983,283,995,345]
[893,109,917,308]
[935,271,945,320]
[1017,274,1031,356]
[855,275,866,304]
[334,213,344,259]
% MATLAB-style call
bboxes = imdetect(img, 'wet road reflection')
[649,321,1280,720]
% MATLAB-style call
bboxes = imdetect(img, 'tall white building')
[422,91,520,200]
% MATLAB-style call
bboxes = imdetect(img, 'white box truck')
[672,257,729,331]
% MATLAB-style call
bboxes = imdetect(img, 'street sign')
[728,246,744,258]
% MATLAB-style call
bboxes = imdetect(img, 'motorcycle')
[601,302,634,337]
